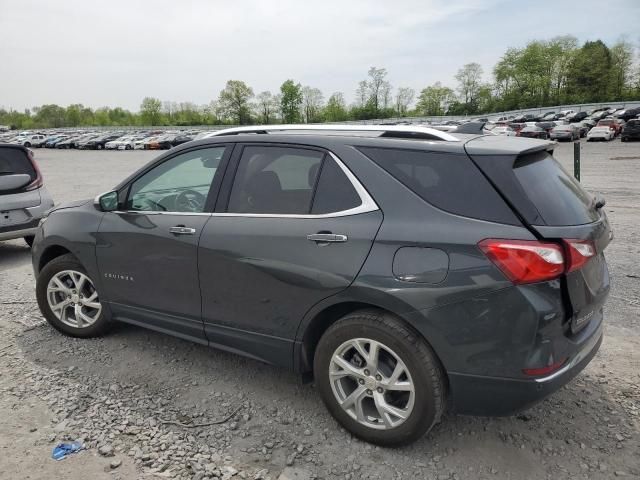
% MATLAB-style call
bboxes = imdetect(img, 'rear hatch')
[465,138,611,334]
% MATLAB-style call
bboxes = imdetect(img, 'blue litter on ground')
[52,441,83,461]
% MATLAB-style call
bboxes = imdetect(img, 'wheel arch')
[294,298,449,392]
[38,244,74,273]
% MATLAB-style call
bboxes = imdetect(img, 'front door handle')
[169,226,197,235]
[307,233,348,243]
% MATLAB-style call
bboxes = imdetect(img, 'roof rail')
[204,124,459,142]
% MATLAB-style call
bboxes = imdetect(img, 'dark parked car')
[31,125,610,446]
[518,125,548,139]
[568,112,588,123]
[615,107,640,122]
[145,134,193,150]
[513,113,539,123]
[82,134,123,150]
[621,119,640,141]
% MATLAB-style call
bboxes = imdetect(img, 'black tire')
[97,144,103,150]
[36,253,111,338]
[24,236,35,247]
[314,309,446,446]
[24,142,31,147]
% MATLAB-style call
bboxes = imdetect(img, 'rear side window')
[512,151,598,226]
[227,146,324,214]
[0,147,35,181]
[311,158,361,214]
[357,147,518,225]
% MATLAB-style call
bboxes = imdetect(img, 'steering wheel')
[175,189,206,212]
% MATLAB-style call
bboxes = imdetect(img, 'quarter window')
[311,157,361,214]
[126,147,225,213]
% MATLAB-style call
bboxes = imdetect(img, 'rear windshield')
[0,147,35,180]
[512,151,598,226]
[357,146,519,225]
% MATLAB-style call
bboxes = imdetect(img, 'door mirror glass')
[97,191,119,211]
[0,173,31,192]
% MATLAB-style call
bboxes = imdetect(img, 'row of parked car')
[0,130,209,151]
[482,112,639,142]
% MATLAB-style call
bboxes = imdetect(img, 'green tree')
[455,63,483,114]
[324,92,348,122]
[218,80,254,124]
[280,79,303,123]
[416,82,455,116]
[140,97,163,125]
[609,39,635,100]
[33,104,66,128]
[566,40,612,103]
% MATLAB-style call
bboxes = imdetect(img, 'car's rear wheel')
[36,254,111,338]
[314,310,445,446]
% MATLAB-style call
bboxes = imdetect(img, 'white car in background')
[586,126,614,142]
[492,126,517,136]
[106,135,136,150]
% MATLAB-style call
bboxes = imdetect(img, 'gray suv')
[0,144,54,246]
[31,125,610,445]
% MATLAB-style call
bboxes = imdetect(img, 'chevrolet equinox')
[32,124,611,445]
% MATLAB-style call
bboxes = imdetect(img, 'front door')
[198,144,382,365]
[96,145,229,343]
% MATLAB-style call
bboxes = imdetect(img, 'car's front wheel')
[314,310,445,446]
[36,254,111,338]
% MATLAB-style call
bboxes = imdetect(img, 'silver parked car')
[0,144,54,246]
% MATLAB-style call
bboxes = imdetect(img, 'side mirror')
[95,191,119,212]
[0,174,31,192]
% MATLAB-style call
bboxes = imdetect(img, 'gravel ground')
[0,139,638,480]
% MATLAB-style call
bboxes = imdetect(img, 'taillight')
[564,239,596,272]
[478,239,565,284]
[25,150,43,191]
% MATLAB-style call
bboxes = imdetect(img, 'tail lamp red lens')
[522,358,567,377]
[479,238,596,285]
[479,239,565,284]
[25,149,43,191]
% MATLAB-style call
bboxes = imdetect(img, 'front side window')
[227,146,324,214]
[126,146,225,213]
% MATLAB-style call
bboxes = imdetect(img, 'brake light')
[478,239,565,284]
[25,149,43,191]
[564,239,596,272]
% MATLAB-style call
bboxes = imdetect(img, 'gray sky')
[1,0,638,111]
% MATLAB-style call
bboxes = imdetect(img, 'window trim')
[112,144,232,215]
[215,150,378,219]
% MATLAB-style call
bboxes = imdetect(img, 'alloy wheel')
[329,338,415,430]
[46,270,102,328]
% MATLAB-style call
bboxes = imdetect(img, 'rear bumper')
[0,187,54,241]
[448,322,603,416]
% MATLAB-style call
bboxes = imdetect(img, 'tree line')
[1,36,638,129]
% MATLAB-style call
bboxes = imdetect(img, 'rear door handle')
[169,226,197,235]
[307,233,348,243]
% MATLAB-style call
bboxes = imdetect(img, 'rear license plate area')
[0,210,29,227]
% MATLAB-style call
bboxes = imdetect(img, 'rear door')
[197,143,382,365]
[468,145,611,333]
